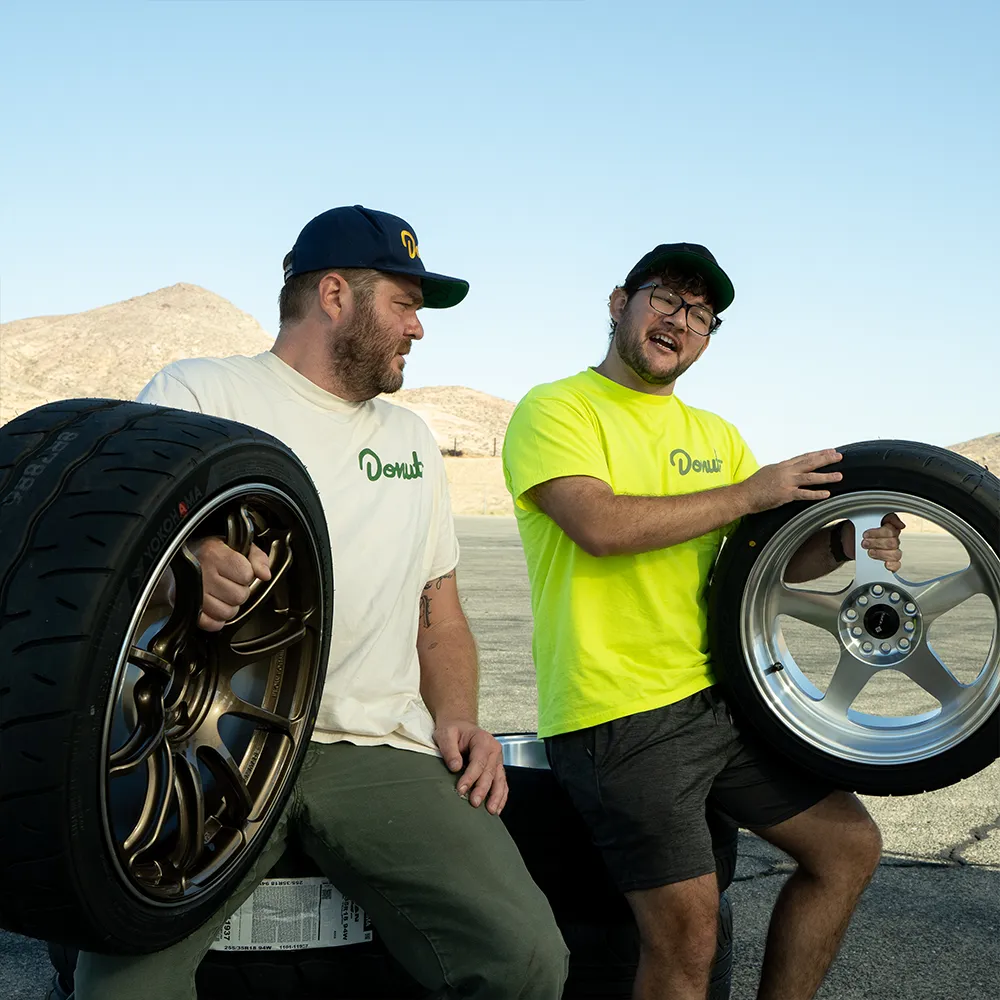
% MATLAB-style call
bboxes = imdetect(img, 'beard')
[329,293,408,398]
[613,313,696,387]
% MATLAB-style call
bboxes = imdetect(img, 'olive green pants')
[75,742,569,1000]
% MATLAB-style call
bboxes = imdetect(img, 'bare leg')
[753,791,882,1000]
[626,872,719,1000]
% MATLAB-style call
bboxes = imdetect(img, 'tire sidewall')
[66,443,332,949]
[710,441,1000,795]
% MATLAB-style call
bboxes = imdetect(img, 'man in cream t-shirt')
[137,348,456,756]
[71,206,567,1000]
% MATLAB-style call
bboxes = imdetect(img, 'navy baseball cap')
[283,205,469,309]
[624,243,734,313]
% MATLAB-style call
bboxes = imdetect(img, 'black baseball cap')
[624,243,734,313]
[283,205,469,309]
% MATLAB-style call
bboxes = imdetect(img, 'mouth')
[648,332,679,353]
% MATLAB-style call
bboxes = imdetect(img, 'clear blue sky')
[2,0,997,462]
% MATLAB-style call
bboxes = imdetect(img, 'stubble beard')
[330,294,407,398]
[613,314,692,387]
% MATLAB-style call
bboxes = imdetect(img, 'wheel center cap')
[864,604,900,639]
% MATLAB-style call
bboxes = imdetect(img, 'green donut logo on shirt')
[358,448,425,482]
[669,448,724,476]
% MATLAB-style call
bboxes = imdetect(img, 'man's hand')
[172,537,272,632]
[433,720,508,816]
[843,513,906,573]
[739,449,844,514]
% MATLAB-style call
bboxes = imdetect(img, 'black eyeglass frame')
[634,281,723,336]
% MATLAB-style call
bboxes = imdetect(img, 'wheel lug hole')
[899,638,910,650]
[858,596,869,606]
[904,621,915,633]
[889,592,901,603]
[872,585,884,597]
[862,641,874,653]
[845,609,858,622]
[852,626,863,637]
[904,603,917,615]
[880,641,891,653]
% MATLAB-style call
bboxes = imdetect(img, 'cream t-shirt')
[136,351,460,756]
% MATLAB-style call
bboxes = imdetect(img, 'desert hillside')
[0,284,274,425]
[386,386,512,457]
[950,432,1000,472]
[1,283,994,517]
[0,283,511,455]
[0,284,516,511]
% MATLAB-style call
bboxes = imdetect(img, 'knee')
[816,813,882,888]
[482,903,567,999]
[512,914,570,997]
[850,815,883,882]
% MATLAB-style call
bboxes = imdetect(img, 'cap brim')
[641,250,734,313]
[420,272,469,309]
[376,266,469,309]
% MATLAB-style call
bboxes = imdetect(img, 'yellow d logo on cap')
[400,230,419,259]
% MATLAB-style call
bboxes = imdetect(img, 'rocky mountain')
[0,284,273,425]
[1,283,991,474]
[950,432,1000,472]
[0,284,513,456]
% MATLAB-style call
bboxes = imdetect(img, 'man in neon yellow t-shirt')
[502,243,905,1000]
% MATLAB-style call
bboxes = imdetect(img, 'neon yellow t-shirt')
[502,367,759,737]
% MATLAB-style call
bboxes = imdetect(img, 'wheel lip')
[101,481,327,909]
[739,490,1000,767]
[496,733,548,769]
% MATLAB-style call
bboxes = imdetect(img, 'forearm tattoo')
[419,572,455,628]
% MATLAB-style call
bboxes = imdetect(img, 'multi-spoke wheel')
[710,440,1000,794]
[107,492,324,907]
[0,400,332,953]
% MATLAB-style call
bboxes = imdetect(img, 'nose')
[408,313,425,341]
[660,310,689,336]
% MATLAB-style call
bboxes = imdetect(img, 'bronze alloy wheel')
[105,488,325,906]
[0,400,333,953]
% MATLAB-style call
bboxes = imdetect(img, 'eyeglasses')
[635,282,722,337]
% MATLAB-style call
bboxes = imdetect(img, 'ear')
[316,271,351,323]
[609,286,629,324]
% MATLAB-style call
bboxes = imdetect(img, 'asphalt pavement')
[1,515,997,999]
[462,515,1000,1000]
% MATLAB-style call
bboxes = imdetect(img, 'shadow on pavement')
[730,835,999,1000]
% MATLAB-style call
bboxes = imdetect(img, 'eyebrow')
[650,284,713,310]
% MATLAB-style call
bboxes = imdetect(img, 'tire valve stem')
[764,662,784,675]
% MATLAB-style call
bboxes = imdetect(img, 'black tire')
[197,937,422,1000]
[45,942,75,997]
[1,400,333,954]
[48,884,424,1000]
[195,842,423,1000]
[709,893,734,1000]
[501,762,736,999]
[49,755,736,999]
[710,439,1000,795]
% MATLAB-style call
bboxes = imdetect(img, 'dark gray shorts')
[544,688,832,892]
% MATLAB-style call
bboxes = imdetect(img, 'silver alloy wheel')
[101,484,326,906]
[741,491,1000,766]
